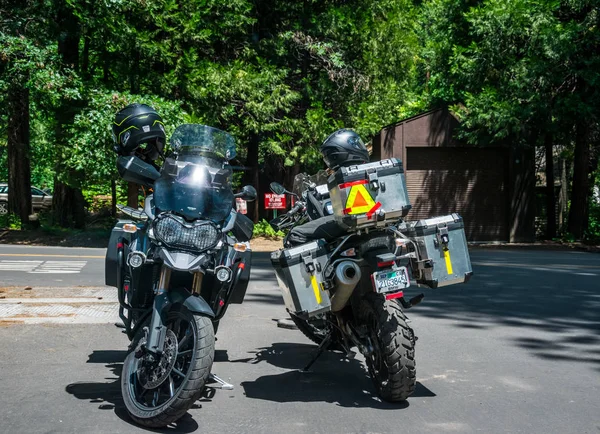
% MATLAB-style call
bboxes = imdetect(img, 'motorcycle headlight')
[154,215,220,251]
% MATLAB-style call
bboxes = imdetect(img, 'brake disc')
[137,328,179,389]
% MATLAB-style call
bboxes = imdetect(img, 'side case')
[229,249,252,304]
[270,239,331,318]
[328,158,411,230]
[105,220,134,287]
[406,213,473,288]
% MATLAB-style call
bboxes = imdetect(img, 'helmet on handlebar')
[112,103,166,161]
[320,129,369,170]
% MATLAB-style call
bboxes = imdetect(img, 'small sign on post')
[264,193,287,210]
[236,198,247,214]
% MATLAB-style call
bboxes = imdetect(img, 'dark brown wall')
[371,108,535,242]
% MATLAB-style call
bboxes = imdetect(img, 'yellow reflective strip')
[345,185,359,211]
[444,249,453,275]
[310,275,322,304]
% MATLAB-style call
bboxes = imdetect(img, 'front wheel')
[121,308,214,428]
[360,293,416,402]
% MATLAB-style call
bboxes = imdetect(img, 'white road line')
[0,260,87,274]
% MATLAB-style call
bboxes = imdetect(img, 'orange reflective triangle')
[353,189,370,208]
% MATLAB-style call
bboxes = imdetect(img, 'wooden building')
[371,108,535,242]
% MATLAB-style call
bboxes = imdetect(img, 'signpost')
[235,198,247,214]
[265,193,287,218]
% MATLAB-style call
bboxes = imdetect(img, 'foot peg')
[207,373,234,390]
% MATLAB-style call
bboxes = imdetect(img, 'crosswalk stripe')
[0,260,87,274]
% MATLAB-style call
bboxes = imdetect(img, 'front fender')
[166,287,215,318]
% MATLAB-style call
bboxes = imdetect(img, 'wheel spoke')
[172,367,186,378]
[177,349,192,358]
[152,390,159,407]
[178,331,190,349]
[168,375,175,398]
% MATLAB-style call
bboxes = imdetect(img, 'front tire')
[121,308,214,428]
[360,293,416,402]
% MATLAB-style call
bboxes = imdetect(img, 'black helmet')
[320,128,369,170]
[112,103,166,161]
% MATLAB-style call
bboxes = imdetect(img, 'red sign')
[264,193,287,210]
[236,198,247,214]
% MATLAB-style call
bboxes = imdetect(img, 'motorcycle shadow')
[236,343,435,409]
[65,349,200,433]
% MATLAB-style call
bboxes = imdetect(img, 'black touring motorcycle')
[105,124,256,427]
[270,160,472,402]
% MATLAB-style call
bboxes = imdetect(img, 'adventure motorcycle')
[269,162,472,402]
[105,124,256,427]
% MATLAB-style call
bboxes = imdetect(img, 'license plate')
[372,267,410,294]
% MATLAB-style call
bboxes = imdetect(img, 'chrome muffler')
[330,261,361,312]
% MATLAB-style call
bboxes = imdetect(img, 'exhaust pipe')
[330,261,361,312]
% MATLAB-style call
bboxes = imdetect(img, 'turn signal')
[123,224,137,233]
[340,248,356,257]
[233,243,248,252]
[395,238,409,247]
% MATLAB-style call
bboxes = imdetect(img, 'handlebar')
[287,201,305,216]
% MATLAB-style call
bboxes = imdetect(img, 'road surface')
[0,244,599,433]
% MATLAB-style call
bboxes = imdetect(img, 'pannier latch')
[436,225,450,248]
[301,252,316,274]
[368,170,379,190]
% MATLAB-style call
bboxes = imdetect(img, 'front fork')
[144,266,172,355]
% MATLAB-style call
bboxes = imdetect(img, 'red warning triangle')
[353,190,370,208]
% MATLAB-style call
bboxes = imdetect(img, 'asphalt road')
[0,245,599,433]
[0,244,106,287]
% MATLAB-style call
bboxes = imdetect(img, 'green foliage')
[2,0,599,238]
[587,200,600,242]
[61,90,187,190]
[252,219,286,239]
[0,213,23,230]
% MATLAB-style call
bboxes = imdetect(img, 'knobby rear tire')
[121,311,214,428]
[360,293,416,402]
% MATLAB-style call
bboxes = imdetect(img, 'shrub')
[252,219,286,239]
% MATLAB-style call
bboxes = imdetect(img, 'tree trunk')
[6,83,32,227]
[558,158,568,233]
[52,180,86,228]
[52,1,86,228]
[567,122,590,239]
[545,133,556,239]
[242,133,260,222]
[81,33,90,78]
[111,179,117,217]
[127,183,139,208]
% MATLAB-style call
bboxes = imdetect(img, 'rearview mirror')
[269,182,286,195]
[235,185,257,202]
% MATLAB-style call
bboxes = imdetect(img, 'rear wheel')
[360,293,416,402]
[121,308,214,428]
[0,201,8,215]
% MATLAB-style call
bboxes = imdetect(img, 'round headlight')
[128,252,145,268]
[215,266,232,282]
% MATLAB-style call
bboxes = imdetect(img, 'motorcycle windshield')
[153,125,235,222]
[292,170,330,197]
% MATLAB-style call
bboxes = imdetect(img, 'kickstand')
[302,332,332,372]
[207,373,234,390]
